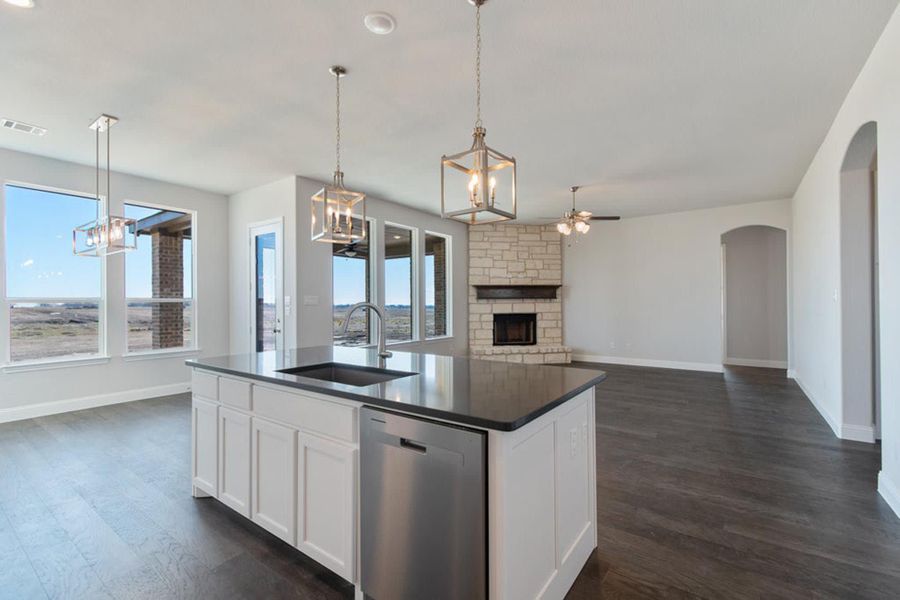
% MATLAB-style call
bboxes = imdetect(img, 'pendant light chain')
[335,69,341,175]
[95,126,100,219]
[106,121,111,214]
[474,1,482,128]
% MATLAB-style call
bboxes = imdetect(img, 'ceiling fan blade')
[589,216,621,221]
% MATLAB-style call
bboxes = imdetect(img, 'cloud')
[20,259,34,268]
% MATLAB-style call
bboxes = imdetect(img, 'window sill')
[124,348,201,362]
[386,338,420,347]
[2,355,111,374]
[422,335,455,343]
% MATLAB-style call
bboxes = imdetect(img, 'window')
[333,218,373,346]
[384,223,415,343]
[125,203,194,353]
[424,232,450,338]
[4,184,102,363]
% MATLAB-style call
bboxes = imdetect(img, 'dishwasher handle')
[400,437,427,453]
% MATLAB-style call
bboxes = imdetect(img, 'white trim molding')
[724,357,788,369]
[572,354,724,373]
[792,372,841,438]
[0,382,191,424]
[878,471,900,519]
[840,424,876,443]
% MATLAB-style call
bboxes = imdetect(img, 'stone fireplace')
[468,223,572,364]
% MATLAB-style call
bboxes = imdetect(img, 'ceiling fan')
[334,240,365,258]
[541,186,620,235]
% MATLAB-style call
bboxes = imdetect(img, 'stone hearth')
[468,223,572,364]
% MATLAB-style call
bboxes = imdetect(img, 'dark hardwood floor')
[1,364,898,599]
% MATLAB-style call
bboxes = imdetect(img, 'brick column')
[152,231,184,349]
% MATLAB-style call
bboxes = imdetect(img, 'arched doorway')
[721,225,788,369]
[840,121,880,442]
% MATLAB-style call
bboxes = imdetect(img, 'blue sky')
[5,185,191,299]
[333,255,434,306]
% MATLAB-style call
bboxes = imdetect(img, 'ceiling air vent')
[1,118,47,136]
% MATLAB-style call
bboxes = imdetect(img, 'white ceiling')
[0,0,896,219]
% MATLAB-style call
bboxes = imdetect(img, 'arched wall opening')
[840,121,880,442]
[720,225,788,369]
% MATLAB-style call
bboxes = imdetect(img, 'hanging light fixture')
[311,66,366,243]
[441,0,516,224]
[73,114,137,257]
[556,186,592,236]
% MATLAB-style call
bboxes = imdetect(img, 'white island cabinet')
[190,366,597,600]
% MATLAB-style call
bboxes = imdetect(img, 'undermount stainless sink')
[277,362,417,387]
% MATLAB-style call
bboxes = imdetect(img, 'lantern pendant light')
[556,186,592,236]
[441,0,517,224]
[73,114,138,257]
[311,66,366,243]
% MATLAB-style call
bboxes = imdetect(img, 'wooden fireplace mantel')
[473,284,561,300]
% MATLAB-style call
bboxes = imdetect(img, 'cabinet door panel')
[192,397,218,496]
[219,407,251,517]
[297,432,356,581]
[251,417,297,544]
[556,399,591,565]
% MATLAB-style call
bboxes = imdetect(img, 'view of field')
[333,304,429,345]
[9,303,192,362]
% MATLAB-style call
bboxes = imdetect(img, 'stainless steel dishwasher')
[360,406,487,600]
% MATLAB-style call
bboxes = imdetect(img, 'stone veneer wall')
[468,223,571,363]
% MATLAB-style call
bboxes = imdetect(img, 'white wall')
[790,2,900,515]
[228,176,468,356]
[840,166,877,437]
[0,148,230,419]
[563,198,790,372]
[723,226,788,367]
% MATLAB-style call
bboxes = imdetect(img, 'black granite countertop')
[187,346,605,431]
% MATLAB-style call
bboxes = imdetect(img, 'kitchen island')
[187,346,605,600]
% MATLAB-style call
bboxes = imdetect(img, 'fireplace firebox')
[493,313,537,346]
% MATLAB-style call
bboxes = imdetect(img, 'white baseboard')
[572,354,724,373]
[878,471,900,520]
[787,368,797,379]
[791,371,841,438]
[724,357,788,369]
[841,423,876,443]
[0,382,191,424]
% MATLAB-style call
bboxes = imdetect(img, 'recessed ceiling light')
[364,12,396,35]
[3,0,36,8]
[1,118,47,136]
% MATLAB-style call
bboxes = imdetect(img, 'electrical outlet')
[570,428,578,458]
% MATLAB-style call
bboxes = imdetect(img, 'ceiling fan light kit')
[441,0,517,225]
[556,186,593,236]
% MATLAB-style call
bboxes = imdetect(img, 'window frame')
[382,221,419,346]
[2,180,108,367]
[123,199,199,357]
[423,230,453,340]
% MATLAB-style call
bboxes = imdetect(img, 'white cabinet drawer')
[219,377,252,411]
[252,385,357,443]
[192,370,219,401]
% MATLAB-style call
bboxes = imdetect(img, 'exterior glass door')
[250,222,284,352]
